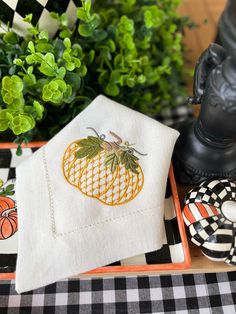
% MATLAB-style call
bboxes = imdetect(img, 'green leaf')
[60,13,69,27]
[44,53,56,67]
[123,33,135,50]
[23,14,33,24]
[63,51,71,62]
[5,184,14,191]
[1,75,24,107]
[2,92,13,105]
[16,145,23,156]
[28,27,39,36]
[110,70,121,83]
[63,38,71,49]
[63,85,72,102]
[92,29,107,41]
[27,66,33,74]
[28,41,35,53]
[104,152,119,173]
[59,29,72,39]
[25,54,35,65]
[107,39,116,52]
[7,111,35,135]
[105,83,119,96]
[76,136,104,159]
[7,191,14,195]
[39,31,49,41]
[79,136,103,146]
[78,23,93,37]
[13,58,24,67]
[23,73,36,85]
[90,14,100,29]
[137,74,146,84]
[66,62,75,71]
[11,75,24,93]
[50,12,60,20]
[2,76,12,91]
[86,50,95,64]
[3,32,19,44]
[0,120,8,131]
[33,100,44,120]
[75,146,92,158]
[57,67,66,79]
[10,114,35,135]
[118,15,134,34]
[120,150,139,174]
[6,111,14,123]
[77,8,88,21]
[9,65,16,75]
[38,53,57,76]
[74,58,81,68]
[77,65,87,77]
[65,72,81,90]
[98,70,109,85]
[35,42,53,53]
[84,0,91,13]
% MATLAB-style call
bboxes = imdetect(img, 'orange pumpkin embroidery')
[0,180,17,240]
[62,128,146,206]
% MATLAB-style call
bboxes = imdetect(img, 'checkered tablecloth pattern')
[156,103,193,127]
[0,272,235,313]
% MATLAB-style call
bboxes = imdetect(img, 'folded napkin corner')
[15,95,179,293]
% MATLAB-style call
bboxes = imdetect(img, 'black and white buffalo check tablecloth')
[0,273,236,313]
[1,105,235,312]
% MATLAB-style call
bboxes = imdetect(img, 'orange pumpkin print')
[63,128,146,206]
[0,208,17,240]
[0,196,15,215]
[0,179,17,240]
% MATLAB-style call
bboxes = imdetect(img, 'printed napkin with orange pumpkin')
[15,95,179,293]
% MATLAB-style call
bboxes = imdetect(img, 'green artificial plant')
[0,0,192,151]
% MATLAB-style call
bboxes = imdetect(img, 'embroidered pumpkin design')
[62,127,146,206]
[0,179,17,240]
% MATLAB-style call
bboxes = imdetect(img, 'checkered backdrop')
[0,0,79,37]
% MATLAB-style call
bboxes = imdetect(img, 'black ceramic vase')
[173,43,236,184]
[217,0,236,59]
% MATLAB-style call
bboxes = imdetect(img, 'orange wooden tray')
[0,142,191,280]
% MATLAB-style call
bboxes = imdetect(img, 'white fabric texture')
[15,95,179,293]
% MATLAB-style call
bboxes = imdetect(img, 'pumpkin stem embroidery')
[109,131,122,144]
[76,127,147,174]
[62,128,146,206]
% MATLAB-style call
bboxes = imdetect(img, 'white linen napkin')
[15,95,179,293]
